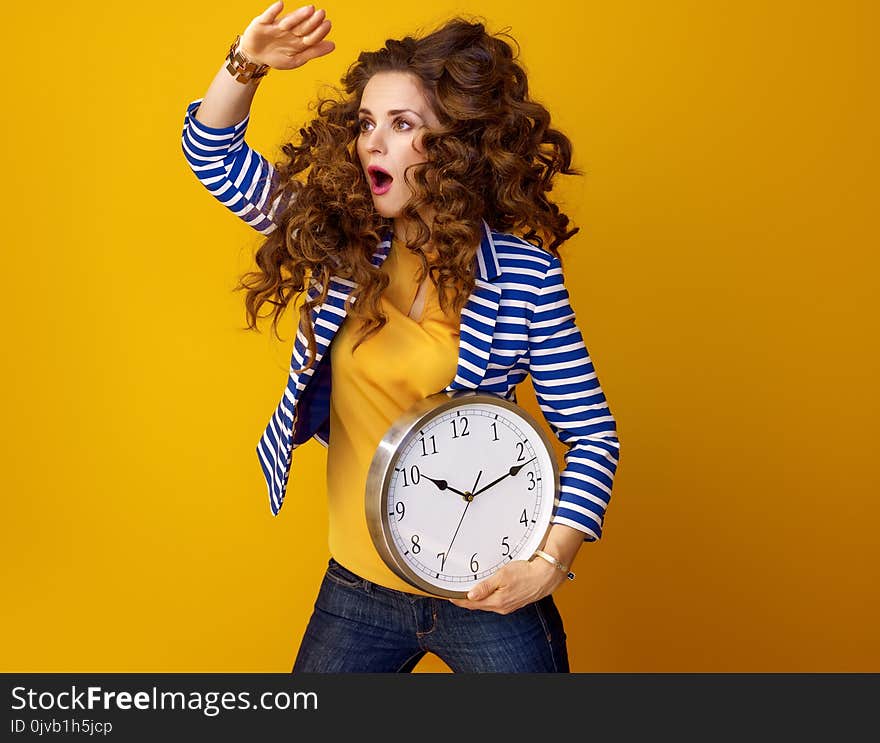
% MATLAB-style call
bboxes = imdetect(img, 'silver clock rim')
[365,390,561,598]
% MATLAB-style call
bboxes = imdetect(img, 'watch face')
[369,394,558,597]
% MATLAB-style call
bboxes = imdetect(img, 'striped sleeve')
[180,99,289,235]
[528,255,621,540]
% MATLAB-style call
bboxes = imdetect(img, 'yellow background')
[2,0,877,672]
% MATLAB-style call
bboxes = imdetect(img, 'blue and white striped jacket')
[181,100,620,540]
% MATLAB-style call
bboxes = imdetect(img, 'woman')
[181,1,620,672]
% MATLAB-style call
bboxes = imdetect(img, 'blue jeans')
[292,558,569,673]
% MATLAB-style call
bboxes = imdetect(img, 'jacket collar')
[378,219,501,281]
[475,219,502,282]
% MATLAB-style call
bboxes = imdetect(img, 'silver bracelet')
[533,549,575,580]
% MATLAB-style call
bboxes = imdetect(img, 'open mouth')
[367,166,394,195]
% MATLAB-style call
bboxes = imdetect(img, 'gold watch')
[225,35,270,84]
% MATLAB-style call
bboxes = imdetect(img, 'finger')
[290,39,335,64]
[450,598,487,610]
[279,4,319,31]
[257,0,285,24]
[466,578,499,601]
[290,7,326,37]
[299,19,332,47]
[450,597,507,614]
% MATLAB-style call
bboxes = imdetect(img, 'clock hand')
[470,470,483,497]
[471,456,537,498]
[440,470,482,571]
[421,474,469,498]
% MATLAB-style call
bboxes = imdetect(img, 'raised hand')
[240,2,335,70]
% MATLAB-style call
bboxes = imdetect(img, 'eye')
[358,119,374,133]
[393,117,414,132]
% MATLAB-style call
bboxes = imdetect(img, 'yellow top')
[326,241,460,594]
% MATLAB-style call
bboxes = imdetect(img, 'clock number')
[501,536,510,556]
[451,417,470,439]
[411,534,421,554]
[515,442,526,462]
[400,465,421,487]
[470,553,480,573]
[395,501,405,521]
[527,471,536,491]
[420,435,438,457]
[490,422,500,441]
[520,508,529,527]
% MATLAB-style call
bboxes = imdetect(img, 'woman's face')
[356,71,440,226]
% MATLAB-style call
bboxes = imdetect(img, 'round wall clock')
[365,390,560,598]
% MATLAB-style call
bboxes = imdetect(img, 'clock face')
[367,394,559,597]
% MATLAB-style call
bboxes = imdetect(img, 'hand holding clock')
[367,392,565,598]
[449,523,585,615]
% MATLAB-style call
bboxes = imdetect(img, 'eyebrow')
[358,107,424,119]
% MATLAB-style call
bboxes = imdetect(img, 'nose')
[365,126,387,155]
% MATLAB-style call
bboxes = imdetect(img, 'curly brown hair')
[238,18,580,371]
